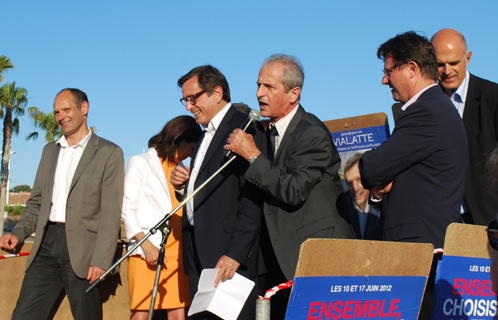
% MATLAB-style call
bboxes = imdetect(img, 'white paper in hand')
[188,268,255,320]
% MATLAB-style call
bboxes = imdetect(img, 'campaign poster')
[286,275,426,320]
[330,124,390,179]
[432,255,496,320]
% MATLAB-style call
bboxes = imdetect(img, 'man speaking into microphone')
[170,65,267,320]
[225,54,354,320]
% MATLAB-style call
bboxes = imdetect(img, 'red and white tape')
[0,252,30,259]
[258,280,294,300]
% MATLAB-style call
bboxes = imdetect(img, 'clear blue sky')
[2,0,497,187]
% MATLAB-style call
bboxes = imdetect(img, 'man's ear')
[289,87,301,104]
[407,61,420,79]
[212,85,224,104]
[466,51,472,67]
[81,101,89,116]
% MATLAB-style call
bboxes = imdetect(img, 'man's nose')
[256,86,264,98]
[443,64,451,75]
[382,74,389,85]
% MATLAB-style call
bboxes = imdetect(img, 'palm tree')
[0,55,14,83]
[0,82,28,234]
[26,106,98,143]
[26,107,63,143]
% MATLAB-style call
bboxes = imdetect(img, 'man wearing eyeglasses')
[431,29,498,227]
[358,31,468,317]
[170,65,267,320]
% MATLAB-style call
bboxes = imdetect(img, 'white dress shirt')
[186,103,232,225]
[49,131,92,223]
[268,104,300,158]
[449,71,470,118]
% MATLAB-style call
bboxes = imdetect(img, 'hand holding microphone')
[224,109,263,162]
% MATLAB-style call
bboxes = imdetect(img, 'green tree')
[0,82,29,233]
[26,107,62,143]
[0,55,14,83]
[27,106,97,143]
[9,184,31,193]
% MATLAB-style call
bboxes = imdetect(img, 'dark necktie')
[267,125,278,161]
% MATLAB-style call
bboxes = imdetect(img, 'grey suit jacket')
[245,105,354,280]
[12,133,124,278]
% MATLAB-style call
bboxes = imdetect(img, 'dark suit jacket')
[182,106,267,279]
[460,74,498,225]
[245,105,354,280]
[12,133,124,278]
[337,192,379,240]
[359,85,468,249]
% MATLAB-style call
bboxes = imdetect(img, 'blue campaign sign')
[432,255,496,320]
[331,125,390,153]
[286,276,426,320]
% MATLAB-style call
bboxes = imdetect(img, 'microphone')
[224,109,261,158]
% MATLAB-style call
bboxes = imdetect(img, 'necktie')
[267,125,278,161]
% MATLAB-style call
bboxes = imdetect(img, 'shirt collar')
[203,103,232,133]
[353,200,378,214]
[452,71,470,104]
[56,130,92,149]
[270,104,299,137]
[401,83,438,111]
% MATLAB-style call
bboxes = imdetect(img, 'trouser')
[12,222,101,320]
[187,227,263,320]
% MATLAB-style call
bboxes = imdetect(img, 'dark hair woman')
[122,116,201,320]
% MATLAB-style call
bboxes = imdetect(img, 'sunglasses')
[486,219,498,250]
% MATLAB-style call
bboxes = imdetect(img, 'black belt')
[47,221,65,226]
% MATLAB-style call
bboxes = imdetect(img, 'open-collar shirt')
[49,131,92,223]
[186,103,231,225]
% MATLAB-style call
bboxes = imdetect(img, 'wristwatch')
[249,155,258,164]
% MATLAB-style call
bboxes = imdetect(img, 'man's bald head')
[431,29,469,54]
[431,28,472,97]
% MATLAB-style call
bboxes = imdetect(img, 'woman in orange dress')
[122,116,201,320]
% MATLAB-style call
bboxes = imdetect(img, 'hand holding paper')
[188,268,255,320]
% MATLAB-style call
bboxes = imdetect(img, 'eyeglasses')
[180,90,206,107]
[382,62,408,76]
[486,219,498,250]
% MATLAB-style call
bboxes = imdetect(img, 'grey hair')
[344,153,363,180]
[263,54,304,98]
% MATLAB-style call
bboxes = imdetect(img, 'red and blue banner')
[432,255,496,319]
[286,276,426,320]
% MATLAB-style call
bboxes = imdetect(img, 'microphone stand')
[86,154,238,313]
[147,224,170,320]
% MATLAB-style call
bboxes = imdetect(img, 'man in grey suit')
[0,88,124,320]
[225,54,354,319]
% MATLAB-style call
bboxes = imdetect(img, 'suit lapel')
[147,148,170,197]
[274,105,305,162]
[197,107,235,176]
[69,133,98,193]
[347,195,362,238]
[47,144,61,202]
[462,74,481,135]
